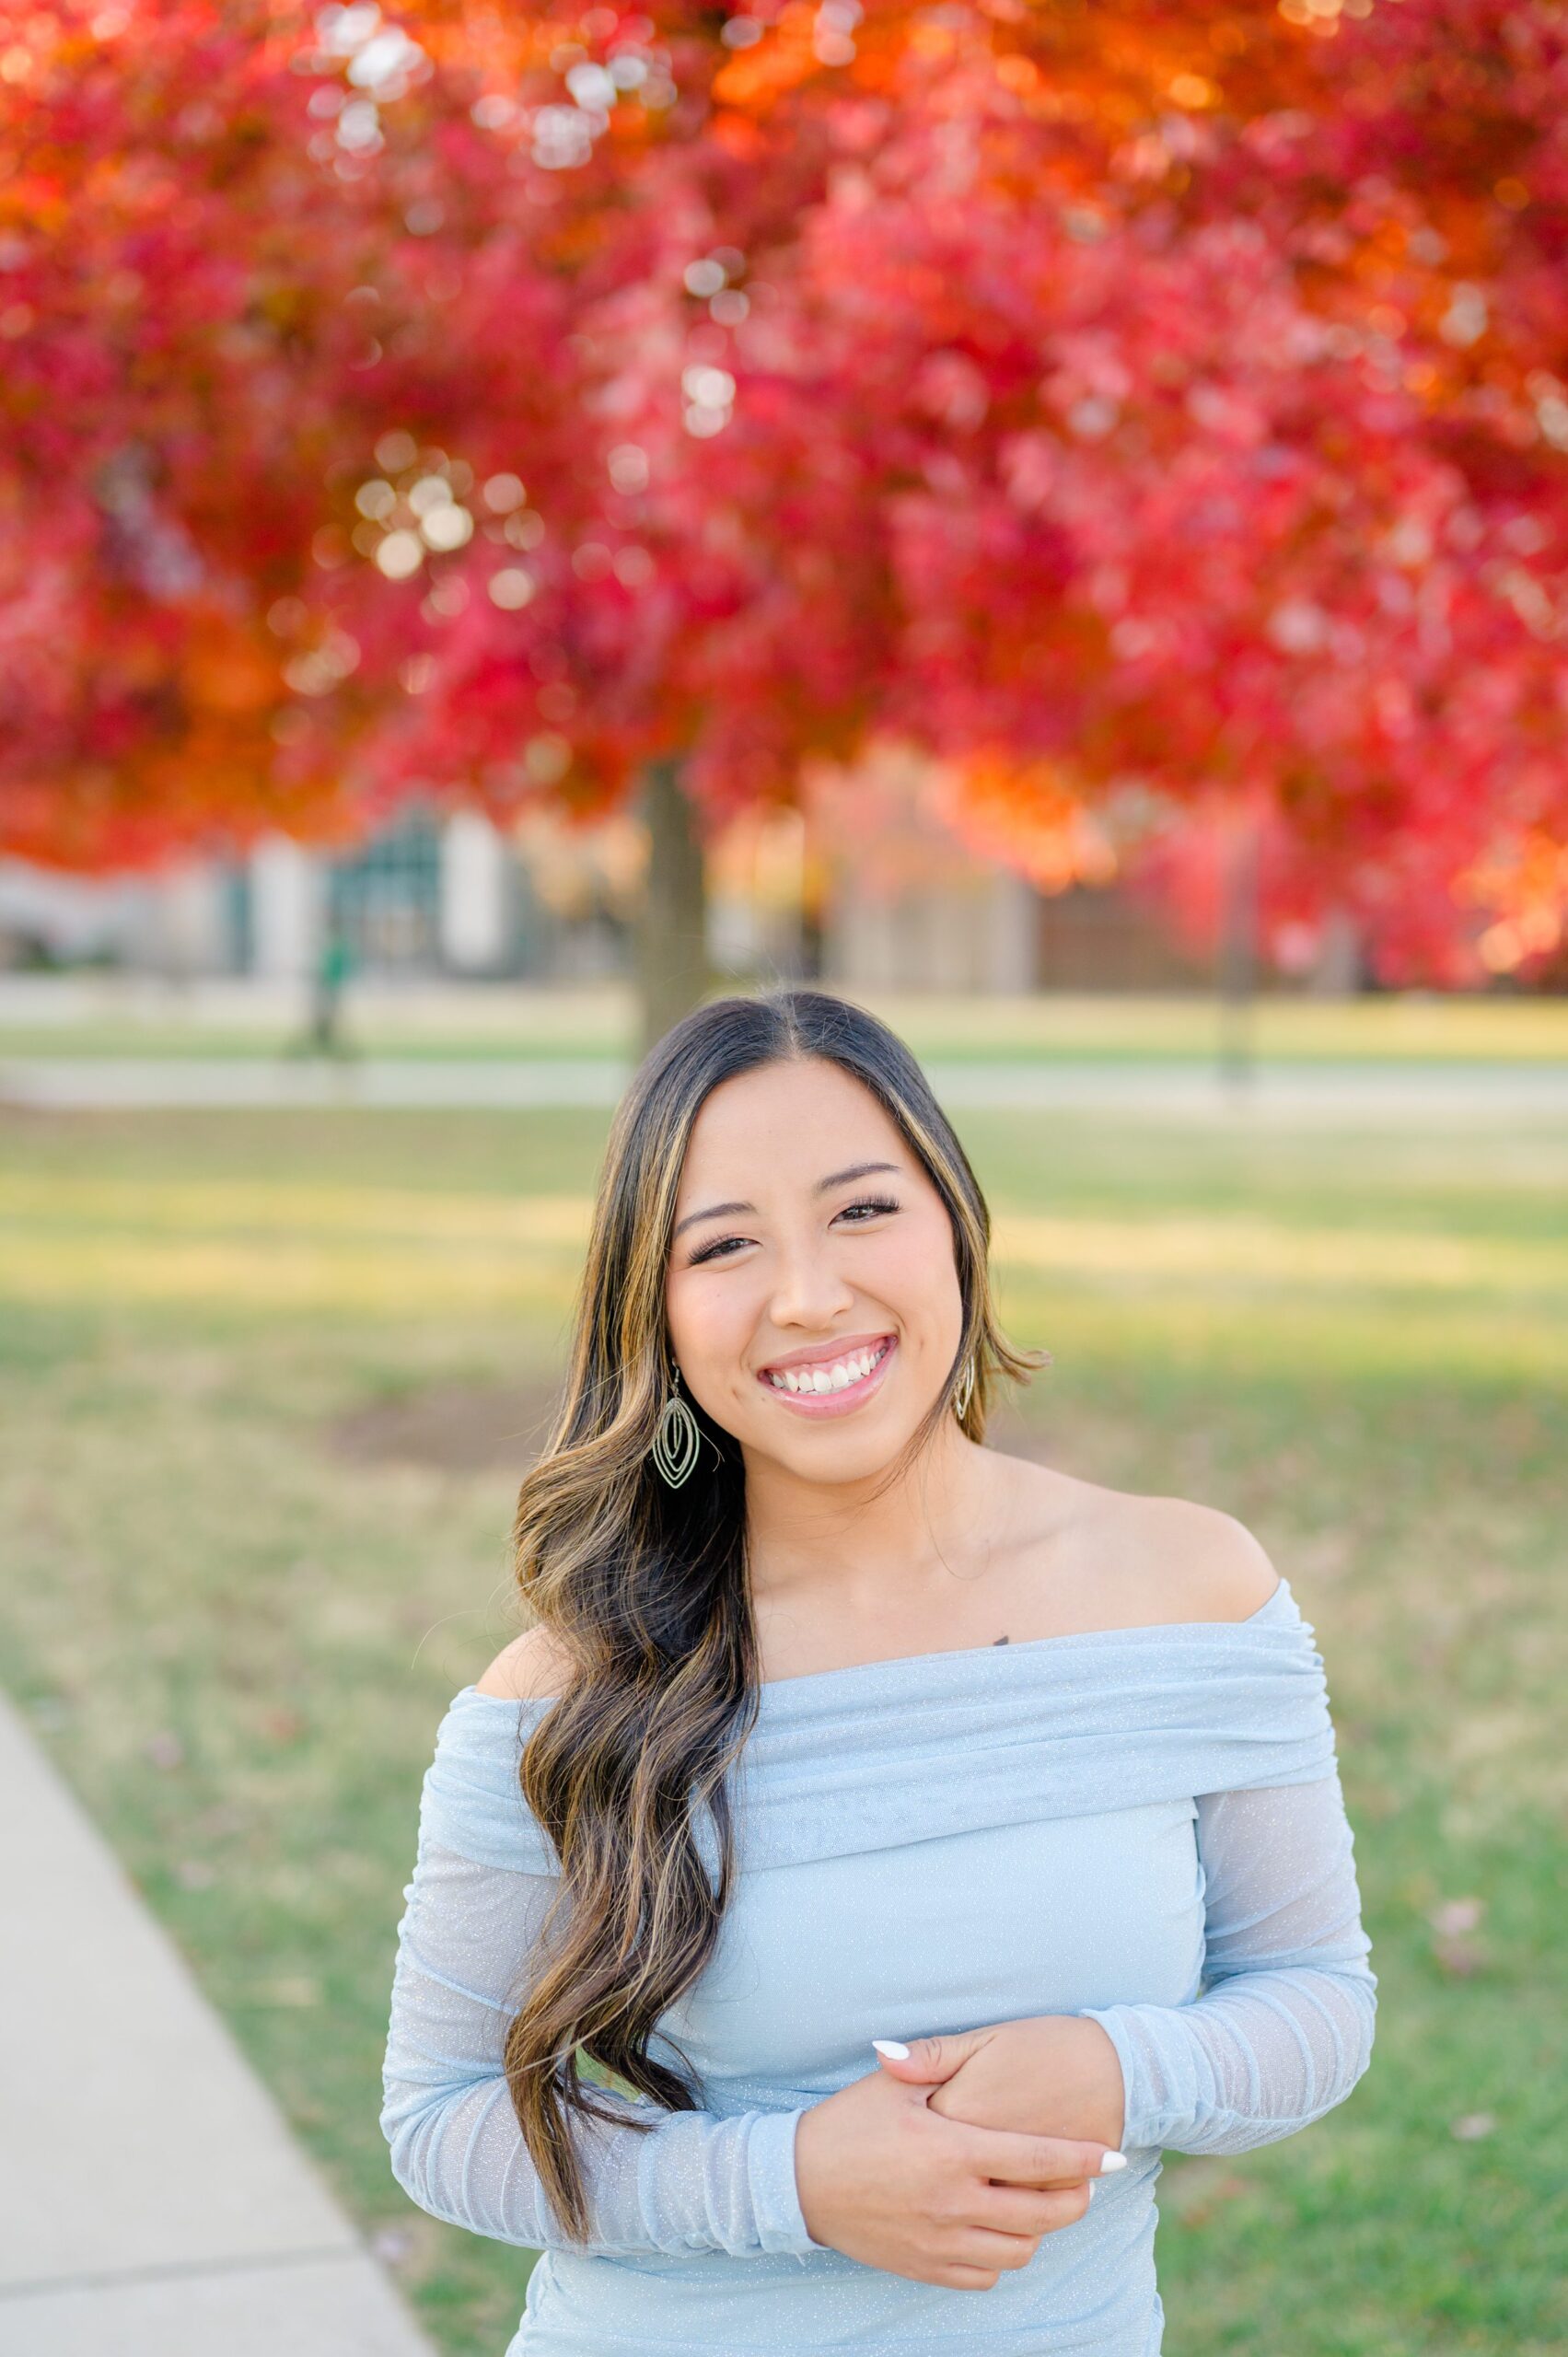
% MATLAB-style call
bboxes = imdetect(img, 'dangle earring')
[651,1364,703,1489]
[952,1353,976,1421]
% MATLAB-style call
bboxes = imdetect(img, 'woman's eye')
[836,1195,900,1225]
[688,1233,751,1267]
[686,1196,899,1266]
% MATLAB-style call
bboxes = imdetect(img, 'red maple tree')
[4,0,1566,991]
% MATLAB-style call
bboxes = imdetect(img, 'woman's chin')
[745,1408,919,1486]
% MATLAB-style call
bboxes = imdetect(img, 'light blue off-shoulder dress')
[381,1574,1376,2354]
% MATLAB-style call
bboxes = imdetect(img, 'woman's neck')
[742,1421,1011,1626]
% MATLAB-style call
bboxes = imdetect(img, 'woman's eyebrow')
[671,1161,900,1243]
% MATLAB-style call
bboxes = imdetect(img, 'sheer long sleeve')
[1075,1768,1377,2155]
[380,1833,818,2260]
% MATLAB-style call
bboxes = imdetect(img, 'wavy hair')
[501,988,1041,2239]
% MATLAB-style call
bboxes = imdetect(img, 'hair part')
[501,989,1041,2239]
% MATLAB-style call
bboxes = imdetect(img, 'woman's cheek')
[862,1224,958,1323]
[671,1278,755,1404]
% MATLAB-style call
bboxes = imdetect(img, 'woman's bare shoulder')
[1125,1488,1283,1622]
[473,1622,578,1701]
[994,1453,1283,1628]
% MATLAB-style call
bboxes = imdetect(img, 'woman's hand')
[873,2016,1128,2152]
[793,2047,1121,2289]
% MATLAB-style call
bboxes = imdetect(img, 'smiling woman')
[665,1059,986,1467]
[380,989,1377,2357]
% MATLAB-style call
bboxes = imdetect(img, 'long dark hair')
[502,989,1040,2239]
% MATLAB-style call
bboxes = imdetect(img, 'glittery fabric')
[381,1574,1376,2354]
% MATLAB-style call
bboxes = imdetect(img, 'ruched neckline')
[449,1573,1290,1717]
[423,1575,1332,1875]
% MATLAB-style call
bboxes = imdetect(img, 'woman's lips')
[755,1334,899,1419]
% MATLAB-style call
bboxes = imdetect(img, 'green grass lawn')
[1,1097,1564,2355]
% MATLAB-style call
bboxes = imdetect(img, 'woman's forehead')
[678,1060,905,1189]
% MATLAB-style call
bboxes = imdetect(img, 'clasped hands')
[793,2013,1128,2290]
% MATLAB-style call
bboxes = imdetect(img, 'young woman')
[382,989,1376,2355]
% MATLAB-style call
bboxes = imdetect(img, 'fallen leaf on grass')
[1429,1896,1488,1975]
[1433,1935,1489,1976]
[1429,1898,1485,1935]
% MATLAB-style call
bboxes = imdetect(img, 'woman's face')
[664,1056,966,1482]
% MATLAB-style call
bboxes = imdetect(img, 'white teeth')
[765,1341,889,1394]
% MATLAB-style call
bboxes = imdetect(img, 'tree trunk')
[1216,809,1260,1092]
[634,756,709,1057]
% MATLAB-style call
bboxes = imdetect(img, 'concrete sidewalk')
[0,1689,436,2357]
[5,1051,1568,1118]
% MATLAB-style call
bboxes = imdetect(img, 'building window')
[329,808,443,974]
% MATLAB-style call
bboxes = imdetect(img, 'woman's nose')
[768,1240,855,1329]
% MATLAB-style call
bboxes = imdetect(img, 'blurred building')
[0,806,629,985]
[0,785,1226,994]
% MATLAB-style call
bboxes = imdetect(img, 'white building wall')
[0,860,146,965]
[439,812,510,973]
[121,861,231,977]
[250,835,322,980]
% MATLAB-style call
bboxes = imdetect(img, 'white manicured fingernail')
[1098,2151,1129,2174]
[871,2038,910,2059]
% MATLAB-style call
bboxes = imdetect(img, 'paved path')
[4,1053,1567,1118]
[0,1689,437,2357]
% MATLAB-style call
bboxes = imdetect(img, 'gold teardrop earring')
[650,1364,703,1489]
[952,1354,976,1421]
